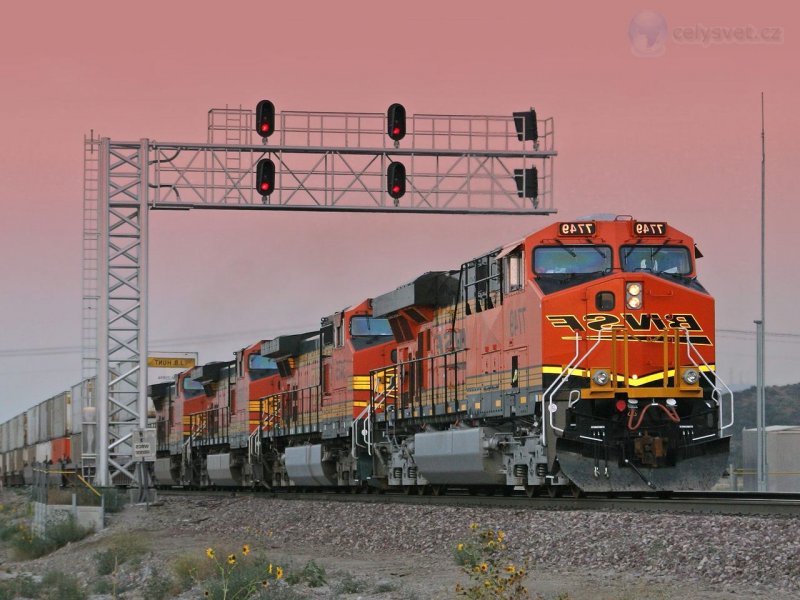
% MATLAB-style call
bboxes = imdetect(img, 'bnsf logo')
[547,313,703,333]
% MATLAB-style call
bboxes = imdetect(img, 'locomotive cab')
[534,217,731,492]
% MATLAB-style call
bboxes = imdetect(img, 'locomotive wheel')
[403,485,415,495]
[547,485,564,498]
[524,485,541,498]
[417,484,430,496]
[570,484,585,498]
[431,485,447,497]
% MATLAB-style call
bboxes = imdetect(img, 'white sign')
[133,428,157,461]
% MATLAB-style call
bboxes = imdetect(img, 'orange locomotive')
[151,216,731,494]
[370,215,732,494]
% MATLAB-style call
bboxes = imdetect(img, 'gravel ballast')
[3,492,799,599]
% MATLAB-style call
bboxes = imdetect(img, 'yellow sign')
[147,357,196,369]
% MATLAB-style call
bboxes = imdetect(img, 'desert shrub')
[100,487,128,513]
[286,559,327,588]
[93,532,148,575]
[172,552,217,589]
[0,574,40,600]
[45,515,92,546]
[141,571,177,600]
[374,580,397,593]
[453,523,530,599]
[39,571,86,600]
[334,572,367,594]
[9,515,91,560]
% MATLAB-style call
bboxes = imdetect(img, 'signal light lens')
[392,127,401,135]
[392,185,401,194]
[261,124,270,133]
[615,399,627,412]
[260,183,270,191]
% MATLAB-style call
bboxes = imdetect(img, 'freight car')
[1,216,733,495]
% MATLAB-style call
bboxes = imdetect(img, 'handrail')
[352,380,396,458]
[543,332,604,441]
[683,328,734,433]
[32,467,102,498]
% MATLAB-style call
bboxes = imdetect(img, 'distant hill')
[728,382,800,464]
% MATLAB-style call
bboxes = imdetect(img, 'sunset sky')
[0,1,798,422]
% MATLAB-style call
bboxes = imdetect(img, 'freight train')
[0,216,733,494]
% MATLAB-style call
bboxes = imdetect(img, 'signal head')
[387,161,406,200]
[256,158,276,197]
[256,100,276,139]
[387,103,406,142]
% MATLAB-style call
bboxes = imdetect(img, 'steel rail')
[157,489,800,517]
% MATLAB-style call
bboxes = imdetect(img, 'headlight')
[592,369,610,386]
[625,282,643,310]
[682,369,699,385]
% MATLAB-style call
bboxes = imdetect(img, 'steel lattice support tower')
[87,107,557,486]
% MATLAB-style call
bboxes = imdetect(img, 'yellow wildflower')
[497,530,505,541]
[469,522,479,531]
[479,563,488,572]
[505,564,516,574]
[487,540,496,548]
[268,563,273,574]
[242,544,250,556]
[473,565,480,573]
[276,566,284,580]
[206,548,215,559]
[456,543,464,552]
[227,554,236,565]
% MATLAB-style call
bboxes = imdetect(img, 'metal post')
[756,93,767,492]
[136,139,151,499]
[96,138,110,487]
[755,319,766,491]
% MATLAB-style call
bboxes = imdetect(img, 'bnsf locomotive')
[1,216,732,494]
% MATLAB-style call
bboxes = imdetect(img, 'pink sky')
[0,1,798,420]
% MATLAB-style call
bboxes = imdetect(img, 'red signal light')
[615,400,627,412]
[392,127,401,136]
[260,182,270,192]
[261,123,270,133]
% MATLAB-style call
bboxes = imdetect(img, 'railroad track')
[156,488,800,517]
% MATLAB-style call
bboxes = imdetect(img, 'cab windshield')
[249,354,276,371]
[182,376,205,399]
[533,246,612,275]
[621,246,691,275]
[350,316,393,337]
